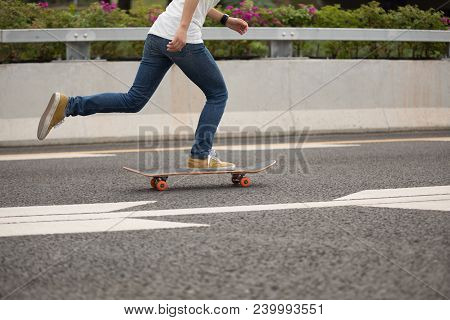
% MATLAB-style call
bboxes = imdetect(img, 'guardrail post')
[270,40,293,58]
[66,42,91,60]
[447,42,450,58]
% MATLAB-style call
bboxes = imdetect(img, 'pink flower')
[226,5,233,10]
[37,1,48,8]
[100,0,117,13]
[308,7,317,15]
[252,6,259,11]
[243,12,253,21]
[441,17,449,25]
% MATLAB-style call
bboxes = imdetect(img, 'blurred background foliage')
[1,0,448,62]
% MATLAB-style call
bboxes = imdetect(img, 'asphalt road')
[0,131,449,299]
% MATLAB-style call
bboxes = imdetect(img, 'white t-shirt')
[149,0,221,44]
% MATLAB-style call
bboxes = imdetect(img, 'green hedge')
[0,0,448,62]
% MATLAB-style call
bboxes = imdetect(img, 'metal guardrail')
[1,27,449,60]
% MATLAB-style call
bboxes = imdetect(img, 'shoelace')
[207,149,222,166]
[209,149,218,158]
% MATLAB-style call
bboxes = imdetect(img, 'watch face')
[221,14,229,25]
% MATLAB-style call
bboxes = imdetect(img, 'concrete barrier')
[0,59,449,146]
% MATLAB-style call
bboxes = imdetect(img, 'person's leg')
[65,34,174,116]
[164,41,228,160]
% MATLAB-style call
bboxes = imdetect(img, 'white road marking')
[0,153,116,161]
[1,136,448,162]
[2,193,449,223]
[328,137,450,144]
[335,186,450,200]
[0,186,447,237]
[3,194,449,225]
[67,136,450,155]
[360,200,450,211]
[124,195,450,218]
[220,143,360,150]
[92,194,450,219]
[0,142,357,162]
[50,136,450,155]
[0,218,206,237]
[0,201,153,218]
[127,143,360,153]
[3,136,448,161]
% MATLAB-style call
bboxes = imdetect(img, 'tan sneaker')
[37,92,69,140]
[187,150,235,170]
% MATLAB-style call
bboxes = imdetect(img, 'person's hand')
[226,17,248,35]
[167,27,187,52]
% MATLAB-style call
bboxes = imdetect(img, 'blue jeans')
[65,34,228,159]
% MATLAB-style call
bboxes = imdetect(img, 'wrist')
[178,24,189,31]
[220,14,229,26]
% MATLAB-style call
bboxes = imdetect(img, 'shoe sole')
[37,92,60,140]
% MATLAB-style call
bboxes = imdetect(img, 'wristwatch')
[220,14,229,26]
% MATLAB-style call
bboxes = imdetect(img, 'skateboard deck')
[123,160,276,191]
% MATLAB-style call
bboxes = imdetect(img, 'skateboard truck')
[150,176,169,191]
[231,174,251,187]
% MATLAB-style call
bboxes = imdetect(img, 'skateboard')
[123,160,277,191]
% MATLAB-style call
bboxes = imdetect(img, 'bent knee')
[126,94,148,113]
[208,88,228,103]
[222,89,229,101]
[130,102,146,113]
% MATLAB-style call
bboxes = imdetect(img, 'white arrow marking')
[0,219,206,237]
[0,201,208,237]
[0,186,448,237]
[1,193,448,225]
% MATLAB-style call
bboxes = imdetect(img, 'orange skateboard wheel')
[150,178,157,188]
[240,177,251,187]
[156,180,168,191]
